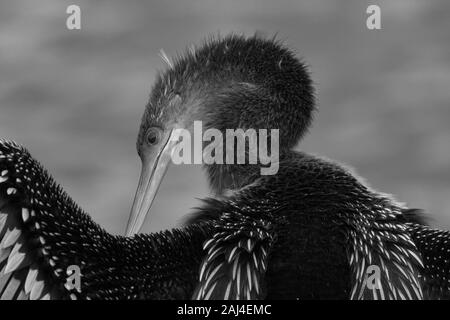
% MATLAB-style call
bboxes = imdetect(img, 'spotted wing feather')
[0,140,120,300]
[348,204,424,300]
[406,223,450,299]
[0,140,71,299]
[193,211,275,300]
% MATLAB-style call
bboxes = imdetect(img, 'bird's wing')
[192,201,277,300]
[407,223,450,299]
[0,140,135,300]
[0,203,64,300]
[0,140,78,299]
[348,207,425,300]
[402,208,450,299]
[0,141,62,300]
[0,140,220,300]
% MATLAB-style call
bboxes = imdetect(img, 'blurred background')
[1,0,449,234]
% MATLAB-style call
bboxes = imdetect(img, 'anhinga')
[0,34,449,300]
[124,34,450,299]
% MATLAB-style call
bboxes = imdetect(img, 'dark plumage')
[0,34,449,300]
[407,222,450,299]
[191,151,448,299]
[1,141,448,300]
[128,34,450,299]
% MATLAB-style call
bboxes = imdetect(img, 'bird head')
[125,34,315,236]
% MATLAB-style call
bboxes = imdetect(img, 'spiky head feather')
[138,33,315,153]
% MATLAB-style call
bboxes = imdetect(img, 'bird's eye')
[145,127,162,146]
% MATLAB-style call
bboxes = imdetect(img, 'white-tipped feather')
[21,208,30,222]
[0,246,12,264]
[2,228,21,248]
[350,283,358,300]
[232,258,239,280]
[253,273,259,294]
[30,280,45,300]
[204,282,218,300]
[4,242,26,273]
[400,279,413,300]
[207,247,221,262]
[24,268,39,294]
[407,249,424,268]
[40,293,50,300]
[392,261,409,280]
[246,264,252,291]
[16,290,28,300]
[360,257,366,280]
[6,188,17,195]
[202,238,214,250]
[261,247,267,257]
[236,266,241,295]
[1,276,21,300]
[410,279,422,299]
[0,214,7,233]
[252,252,258,269]
[159,49,174,69]
[204,264,221,290]
[224,282,232,300]
[227,247,238,263]
[199,261,207,281]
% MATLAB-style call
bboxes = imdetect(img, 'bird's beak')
[125,130,176,236]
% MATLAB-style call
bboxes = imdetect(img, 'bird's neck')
[205,149,302,195]
[205,163,260,195]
